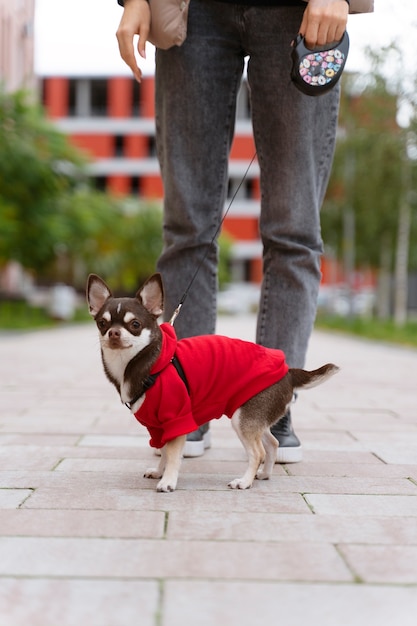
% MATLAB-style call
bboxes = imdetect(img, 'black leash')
[126,154,257,409]
[169,152,257,326]
[125,354,189,409]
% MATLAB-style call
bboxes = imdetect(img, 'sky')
[34,0,416,78]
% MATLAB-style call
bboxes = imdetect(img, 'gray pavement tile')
[0,579,159,626]
[353,430,417,443]
[0,434,81,446]
[162,581,417,626]
[23,484,310,513]
[299,450,383,464]
[0,470,52,489]
[0,488,32,509]
[0,447,62,471]
[0,537,352,581]
[369,444,417,465]
[285,461,417,478]
[54,457,152,473]
[260,475,417,495]
[321,409,408,430]
[166,511,417,545]
[79,434,148,447]
[306,493,417,516]
[0,416,99,434]
[339,544,417,584]
[0,443,152,462]
[0,509,165,538]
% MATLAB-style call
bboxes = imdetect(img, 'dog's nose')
[108,328,121,339]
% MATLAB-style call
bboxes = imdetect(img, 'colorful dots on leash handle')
[291,31,349,96]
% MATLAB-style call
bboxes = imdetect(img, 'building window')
[68,78,91,117]
[93,176,107,191]
[91,79,108,117]
[114,135,124,157]
[131,176,140,195]
[148,136,157,157]
[228,178,252,200]
[68,78,77,117]
[132,79,141,116]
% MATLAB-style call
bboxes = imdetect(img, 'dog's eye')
[130,320,141,331]
[97,319,108,329]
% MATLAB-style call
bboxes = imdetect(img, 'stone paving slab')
[23,481,311,513]
[306,493,417,516]
[339,544,417,583]
[0,509,165,538]
[166,511,417,544]
[162,581,417,626]
[0,536,352,581]
[1,317,417,625]
[285,461,417,478]
[0,579,159,626]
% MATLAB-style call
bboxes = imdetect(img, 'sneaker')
[183,423,211,458]
[154,423,211,458]
[271,408,303,463]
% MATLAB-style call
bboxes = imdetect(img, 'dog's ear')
[87,274,112,316]
[137,273,164,317]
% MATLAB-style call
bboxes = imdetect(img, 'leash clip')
[169,303,182,326]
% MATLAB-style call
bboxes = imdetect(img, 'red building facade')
[41,74,263,283]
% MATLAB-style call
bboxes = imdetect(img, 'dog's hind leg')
[228,411,265,490]
[256,430,278,481]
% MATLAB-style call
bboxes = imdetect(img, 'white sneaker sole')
[183,430,212,457]
[276,445,303,464]
[154,431,212,458]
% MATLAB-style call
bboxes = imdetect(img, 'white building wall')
[0,0,35,91]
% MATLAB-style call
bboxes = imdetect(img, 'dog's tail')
[289,363,339,390]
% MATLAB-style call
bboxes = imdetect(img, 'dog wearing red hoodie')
[87,273,338,492]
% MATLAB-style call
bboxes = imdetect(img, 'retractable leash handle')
[168,153,258,326]
[291,31,350,96]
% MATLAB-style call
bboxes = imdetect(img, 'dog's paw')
[228,478,252,490]
[255,470,271,481]
[156,478,176,493]
[144,467,163,480]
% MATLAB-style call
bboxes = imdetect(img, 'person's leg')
[155,0,245,339]
[155,0,245,455]
[244,6,340,460]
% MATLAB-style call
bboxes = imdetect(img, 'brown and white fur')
[87,273,339,492]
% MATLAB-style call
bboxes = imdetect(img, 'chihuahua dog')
[87,273,338,492]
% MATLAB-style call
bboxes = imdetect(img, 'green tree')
[0,88,232,295]
[322,46,417,321]
[49,192,232,293]
[0,88,86,274]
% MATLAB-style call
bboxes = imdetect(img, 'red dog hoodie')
[134,323,289,448]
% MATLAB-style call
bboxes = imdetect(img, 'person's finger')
[137,25,150,59]
[116,27,143,82]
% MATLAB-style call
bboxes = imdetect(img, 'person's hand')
[299,0,349,48]
[116,0,151,82]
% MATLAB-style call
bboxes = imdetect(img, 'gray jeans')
[155,0,340,367]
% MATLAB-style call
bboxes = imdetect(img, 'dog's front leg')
[144,447,166,481]
[156,435,186,493]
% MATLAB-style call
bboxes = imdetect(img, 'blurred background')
[1,0,416,346]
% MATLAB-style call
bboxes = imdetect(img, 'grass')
[0,299,90,331]
[315,314,417,349]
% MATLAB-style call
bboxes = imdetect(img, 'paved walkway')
[0,314,416,626]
